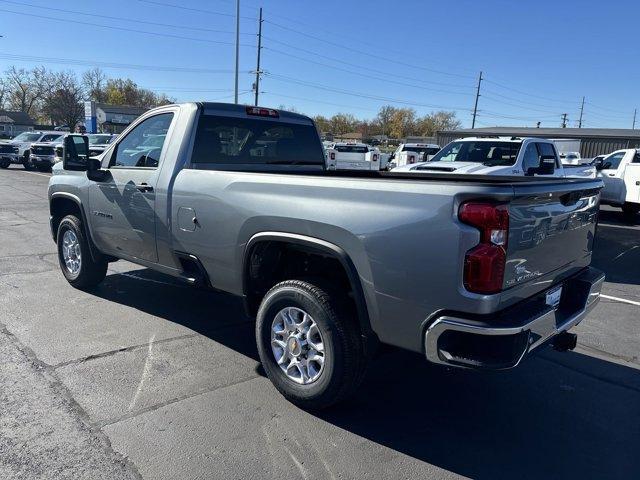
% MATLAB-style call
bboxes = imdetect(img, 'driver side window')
[110,113,174,168]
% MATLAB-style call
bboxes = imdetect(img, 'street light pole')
[234,0,240,104]
[254,7,263,106]
[471,71,482,129]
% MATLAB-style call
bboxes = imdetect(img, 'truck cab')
[392,137,595,179]
[597,149,640,216]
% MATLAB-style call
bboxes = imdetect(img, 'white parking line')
[600,294,640,307]
[21,171,51,178]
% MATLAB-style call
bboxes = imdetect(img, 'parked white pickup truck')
[561,151,583,165]
[390,143,440,167]
[326,143,382,171]
[392,137,595,179]
[596,149,640,217]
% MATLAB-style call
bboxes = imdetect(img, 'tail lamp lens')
[409,155,415,164]
[330,152,335,160]
[459,202,509,294]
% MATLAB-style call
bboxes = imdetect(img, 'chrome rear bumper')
[424,267,605,369]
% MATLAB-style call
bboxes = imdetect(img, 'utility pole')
[578,96,585,128]
[234,0,240,104]
[561,113,568,128]
[471,71,483,129]
[254,7,263,106]
[633,108,637,129]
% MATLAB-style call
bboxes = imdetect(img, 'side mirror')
[62,135,89,171]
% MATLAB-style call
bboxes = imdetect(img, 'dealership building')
[84,102,148,134]
[436,127,640,158]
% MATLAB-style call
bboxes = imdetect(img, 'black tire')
[622,203,640,218]
[56,215,107,289]
[0,159,9,169]
[256,280,366,410]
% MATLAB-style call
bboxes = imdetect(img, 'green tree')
[389,108,416,139]
[415,111,461,136]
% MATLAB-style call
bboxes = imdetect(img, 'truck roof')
[196,102,314,124]
[453,136,555,144]
[402,143,439,148]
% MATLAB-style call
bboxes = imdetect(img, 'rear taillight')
[329,152,335,160]
[409,155,415,164]
[459,202,509,294]
[372,154,378,161]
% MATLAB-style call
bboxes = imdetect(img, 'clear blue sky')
[1,0,638,128]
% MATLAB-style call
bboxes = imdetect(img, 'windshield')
[429,141,521,166]
[13,132,42,142]
[88,134,113,145]
[402,146,439,155]
[40,134,63,142]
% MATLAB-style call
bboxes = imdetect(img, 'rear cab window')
[335,145,368,153]
[191,113,325,168]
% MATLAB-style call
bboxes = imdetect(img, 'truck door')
[599,151,627,203]
[88,113,174,262]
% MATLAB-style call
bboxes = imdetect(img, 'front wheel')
[56,215,107,289]
[256,280,366,410]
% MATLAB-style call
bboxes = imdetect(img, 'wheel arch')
[243,232,377,348]
[49,192,107,262]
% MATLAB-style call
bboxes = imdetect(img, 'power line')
[0,0,248,35]
[262,91,378,112]
[584,101,631,115]
[480,93,570,116]
[0,53,243,74]
[481,88,580,111]
[264,19,477,80]
[264,73,473,112]
[134,0,256,20]
[0,8,254,46]
[264,47,474,96]
[263,35,475,80]
[483,78,578,104]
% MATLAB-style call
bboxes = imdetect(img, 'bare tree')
[82,67,108,103]
[42,71,85,129]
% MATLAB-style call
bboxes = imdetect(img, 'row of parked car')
[323,137,640,217]
[0,131,117,172]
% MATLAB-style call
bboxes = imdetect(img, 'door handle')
[135,183,154,192]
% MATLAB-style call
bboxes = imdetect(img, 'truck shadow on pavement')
[591,209,640,286]
[94,267,640,480]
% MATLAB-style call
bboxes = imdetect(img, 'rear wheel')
[256,280,366,410]
[0,159,9,169]
[56,215,107,289]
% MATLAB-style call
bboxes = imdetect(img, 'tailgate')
[504,180,601,290]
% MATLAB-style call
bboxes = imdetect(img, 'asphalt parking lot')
[0,165,638,480]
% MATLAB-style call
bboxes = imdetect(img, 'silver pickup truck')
[49,102,605,409]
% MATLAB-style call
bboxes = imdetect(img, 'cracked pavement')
[0,166,639,479]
